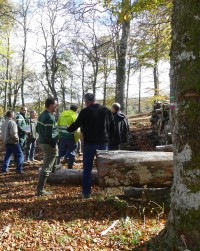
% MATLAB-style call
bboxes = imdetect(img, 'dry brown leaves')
[0,120,168,251]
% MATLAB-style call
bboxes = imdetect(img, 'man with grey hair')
[109,102,129,150]
[1,111,24,174]
[67,93,115,198]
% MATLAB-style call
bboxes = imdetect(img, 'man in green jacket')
[15,106,29,150]
[57,104,80,169]
[35,97,58,196]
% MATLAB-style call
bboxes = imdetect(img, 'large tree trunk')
[116,19,130,112]
[96,151,173,188]
[164,0,200,249]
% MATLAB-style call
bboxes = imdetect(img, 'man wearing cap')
[67,93,115,198]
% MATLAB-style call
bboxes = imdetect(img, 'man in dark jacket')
[109,102,129,150]
[67,93,115,198]
[35,98,58,196]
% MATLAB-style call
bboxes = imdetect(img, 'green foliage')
[103,0,173,22]
[0,105,4,116]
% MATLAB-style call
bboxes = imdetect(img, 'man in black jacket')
[109,102,129,150]
[67,93,115,198]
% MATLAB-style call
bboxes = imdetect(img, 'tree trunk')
[47,169,98,185]
[5,36,10,111]
[116,19,130,112]
[125,55,131,114]
[153,64,159,96]
[163,0,200,249]
[81,61,85,109]
[102,58,108,106]
[96,151,173,188]
[21,18,27,107]
[138,67,142,113]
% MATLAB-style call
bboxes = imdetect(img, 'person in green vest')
[35,97,58,196]
[57,104,80,169]
[15,106,29,150]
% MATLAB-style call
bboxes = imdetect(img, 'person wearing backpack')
[109,102,129,150]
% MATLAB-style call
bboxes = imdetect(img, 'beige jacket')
[1,118,19,144]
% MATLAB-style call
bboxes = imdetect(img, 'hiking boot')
[60,157,68,165]
[80,193,90,199]
[1,171,9,175]
[16,170,24,174]
[36,174,52,196]
[24,160,31,165]
[35,190,52,196]
[52,163,62,173]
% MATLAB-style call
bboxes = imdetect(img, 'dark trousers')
[26,138,36,161]
[58,137,78,169]
[82,144,108,196]
[108,144,120,150]
[2,143,24,173]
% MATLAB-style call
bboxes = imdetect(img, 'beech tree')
[162,0,200,249]
[15,0,32,106]
[136,4,171,97]
[0,0,14,111]
[35,0,68,101]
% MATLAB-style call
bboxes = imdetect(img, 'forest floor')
[0,114,170,251]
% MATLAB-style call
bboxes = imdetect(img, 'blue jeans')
[2,144,24,173]
[26,138,36,161]
[58,137,78,169]
[82,144,108,196]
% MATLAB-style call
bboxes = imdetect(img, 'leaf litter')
[0,119,169,250]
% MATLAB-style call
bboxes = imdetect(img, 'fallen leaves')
[0,141,169,250]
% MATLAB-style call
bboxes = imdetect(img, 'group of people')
[1,107,38,174]
[1,93,129,198]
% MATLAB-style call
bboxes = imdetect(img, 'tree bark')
[96,151,173,188]
[116,19,130,112]
[163,0,200,249]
